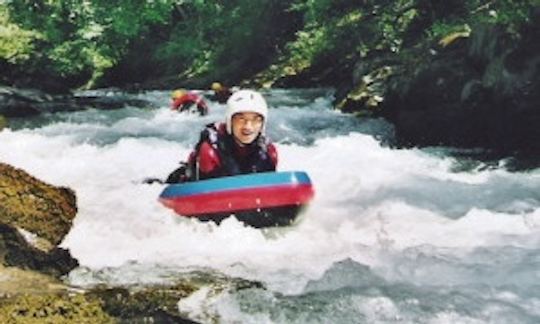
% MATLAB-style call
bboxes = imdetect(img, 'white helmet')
[225,89,268,134]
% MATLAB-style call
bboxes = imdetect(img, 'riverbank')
[248,5,540,159]
[3,2,538,159]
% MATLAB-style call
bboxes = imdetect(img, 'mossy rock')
[88,284,198,323]
[83,270,264,323]
[0,115,6,130]
[0,293,114,324]
[0,264,67,297]
[0,163,77,246]
[0,224,78,277]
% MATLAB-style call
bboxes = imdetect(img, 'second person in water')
[171,89,208,116]
[166,89,277,183]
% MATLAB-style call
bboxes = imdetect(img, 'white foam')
[1,97,539,296]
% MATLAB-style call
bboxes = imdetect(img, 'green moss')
[0,293,114,324]
[88,283,197,319]
[0,163,77,246]
[0,115,6,130]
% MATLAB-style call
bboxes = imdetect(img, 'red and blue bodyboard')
[158,171,314,223]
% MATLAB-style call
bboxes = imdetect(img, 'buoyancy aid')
[186,123,276,181]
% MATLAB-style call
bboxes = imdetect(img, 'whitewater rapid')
[1,89,539,323]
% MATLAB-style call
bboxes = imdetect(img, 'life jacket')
[171,92,208,115]
[186,123,275,181]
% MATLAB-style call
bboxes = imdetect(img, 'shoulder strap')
[256,134,269,153]
[187,123,226,180]
[196,123,219,147]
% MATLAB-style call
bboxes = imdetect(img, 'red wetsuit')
[190,123,277,180]
[171,92,208,115]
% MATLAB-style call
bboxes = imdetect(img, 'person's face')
[231,112,264,145]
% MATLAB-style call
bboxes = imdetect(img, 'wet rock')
[329,17,540,157]
[0,264,265,323]
[379,22,540,155]
[0,87,48,117]
[88,285,198,324]
[81,269,264,323]
[0,224,78,277]
[0,163,77,247]
[0,264,68,296]
[0,86,157,118]
[174,270,264,323]
[336,65,393,114]
[0,163,78,277]
[0,265,112,323]
[42,93,158,113]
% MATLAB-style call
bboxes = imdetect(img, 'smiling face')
[231,112,264,145]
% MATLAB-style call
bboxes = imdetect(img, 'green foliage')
[466,0,535,23]
[2,0,538,90]
[286,27,329,71]
[48,41,92,77]
[0,6,41,64]
[2,0,176,88]
[291,0,353,23]
[150,1,221,77]
[269,0,419,80]
[148,0,297,83]
[427,21,470,39]
[424,0,538,40]
[210,0,286,75]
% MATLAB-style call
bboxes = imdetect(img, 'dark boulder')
[0,86,157,118]
[0,224,78,277]
[380,21,540,155]
[0,86,50,117]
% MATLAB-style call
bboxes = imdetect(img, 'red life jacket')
[171,92,208,115]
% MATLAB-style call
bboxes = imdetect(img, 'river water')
[1,89,539,323]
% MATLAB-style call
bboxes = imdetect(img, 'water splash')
[1,89,539,323]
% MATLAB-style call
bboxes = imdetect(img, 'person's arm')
[164,151,196,183]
